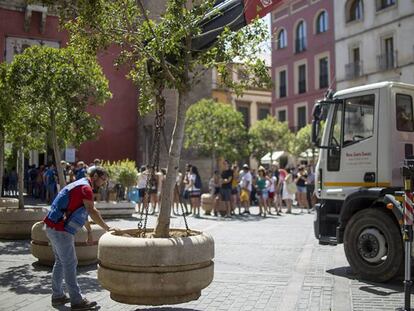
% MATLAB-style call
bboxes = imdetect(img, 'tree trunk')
[211,149,216,176]
[17,146,24,209]
[0,130,4,198]
[154,90,189,238]
[50,114,66,188]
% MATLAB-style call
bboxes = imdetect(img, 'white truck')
[312,81,414,282]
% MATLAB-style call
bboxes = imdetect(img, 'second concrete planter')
[0,204,47,240]
[98,229,214,305]
[31,221,106,266]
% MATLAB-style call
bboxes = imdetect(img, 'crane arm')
[192,0,288,51]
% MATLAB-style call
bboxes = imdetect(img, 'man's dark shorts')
[220,188,232,201]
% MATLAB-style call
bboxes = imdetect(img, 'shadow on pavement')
[134,308,201,311]
[0,263,103,295]
[0,240,31,255]
[327,266,412,295]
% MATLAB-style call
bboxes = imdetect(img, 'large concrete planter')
[31,221,106,266]
[0,206,47,240]
[98,229,214,305]
[0,197,18,208]
[95,201,135,218]
[201,193,225,215]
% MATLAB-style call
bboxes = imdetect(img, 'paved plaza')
[1,207,413,311]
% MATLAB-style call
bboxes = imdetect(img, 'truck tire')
[343,208,403,282]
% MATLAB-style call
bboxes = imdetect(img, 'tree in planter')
[0,63,11,197]
[46,0,270,237]
[184,98,249,171]
[7,45,112,189]
[249,115,294,164]
[3,70,46,208]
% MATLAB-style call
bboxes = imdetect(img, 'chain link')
[137,84,191,237]
[137,87,165,237]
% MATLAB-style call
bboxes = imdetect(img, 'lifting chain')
[137,86,165,237]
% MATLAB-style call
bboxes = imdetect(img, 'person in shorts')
[220,160,233,218]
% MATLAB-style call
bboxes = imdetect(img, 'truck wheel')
[344,208,403,282]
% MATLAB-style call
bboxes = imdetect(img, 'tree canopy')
[40,0,271,237]
[185,98,248,164]
[289,124,313,157]
[249,116,294,162]
[7,45,111,186]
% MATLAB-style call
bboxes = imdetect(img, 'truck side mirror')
[312,119,320,146]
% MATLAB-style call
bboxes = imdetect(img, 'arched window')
[295,21,306,53]
[277,29,287,49]
[316,11,328,33]
[347,0,363,22]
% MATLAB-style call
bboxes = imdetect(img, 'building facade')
[335,0,414,90]
[0,1,139,165]
[271,0,335,131]
[212,63,272,168]
[212,63,272,130]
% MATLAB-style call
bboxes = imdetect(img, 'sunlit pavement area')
[1,206,413,311]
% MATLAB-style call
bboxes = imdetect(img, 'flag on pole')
[243,0,286,23]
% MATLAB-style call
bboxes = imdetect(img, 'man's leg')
[46,227,83,305]
[50,243,65,299]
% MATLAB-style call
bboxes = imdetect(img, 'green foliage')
[41,0,271,114]
[185,98,248,162]
[289,124,313,157]
[248,116,294,162]
[103,159,138,189]
[0,63,12,128]
[7,45,112,149]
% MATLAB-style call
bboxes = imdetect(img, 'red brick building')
[271,0,335,131]
[0,2,139,165]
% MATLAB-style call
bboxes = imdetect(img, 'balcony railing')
[345,61,363,80]
[377,51,397,71]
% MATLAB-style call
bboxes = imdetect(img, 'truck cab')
[312,81,414,282]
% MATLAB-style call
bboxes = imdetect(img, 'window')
[316,11,328,33]
[377,0,396,11]
[298,64,306,94]
[278,110,287,122]
[279,70,287,98]
[327,104,343,171]
[297,106,307,130]
[345,47,362,79]
[258,105,270,120]
[343,95,375,147]
[277,29,287,49]
[237,105,250,128]
[396,94,414,132]
[347,0,363,22]
[295,21,306,53]
[319,57,329,89]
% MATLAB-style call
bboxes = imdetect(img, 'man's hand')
[107,226,121,232]
[86,231,94,245]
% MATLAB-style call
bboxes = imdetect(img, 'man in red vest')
[44,166,116,310]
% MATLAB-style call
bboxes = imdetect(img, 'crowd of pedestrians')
[134,160,317,219]
[1,159,105,204]
[203,161,317,218]
[2,157,317,219]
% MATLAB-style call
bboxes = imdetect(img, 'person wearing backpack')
[188,166,202,217]
[43,166,117,310]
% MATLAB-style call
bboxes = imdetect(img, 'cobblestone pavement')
[1,206,413,311]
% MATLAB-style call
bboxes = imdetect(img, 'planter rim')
[109,228,204,240]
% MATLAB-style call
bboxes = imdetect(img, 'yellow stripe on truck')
[323,182,391,187]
